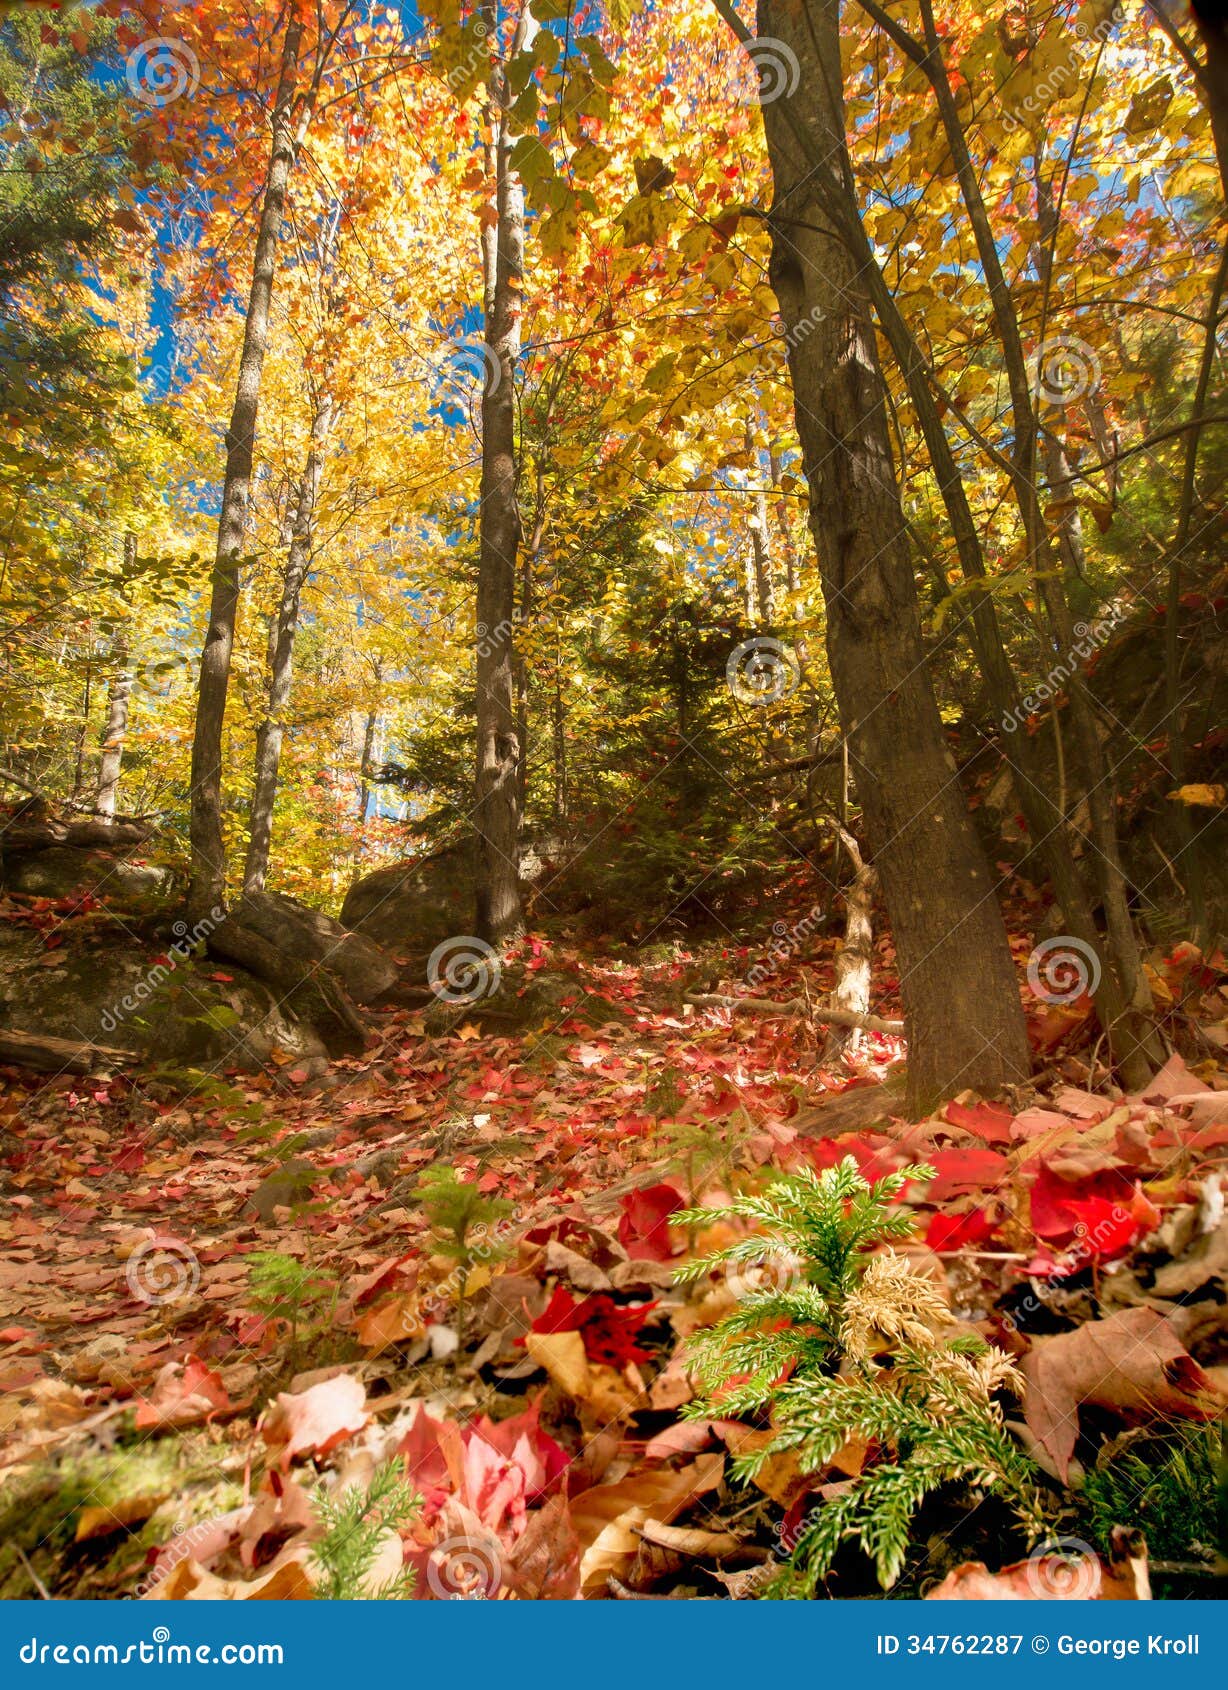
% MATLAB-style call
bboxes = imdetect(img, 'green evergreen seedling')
[313,1461,421,1600]
[416,1164,514,1344]
[675,1157,1044,1592]
[246,1250,337,1365]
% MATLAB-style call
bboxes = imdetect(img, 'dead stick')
[16,1544,51,1599]
[684,992,904,1035]
[0,1030,140,1075]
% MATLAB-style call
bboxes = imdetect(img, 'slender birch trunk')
[96,532,135,818]
[244,392,332,892]
[188,16,304,916]
[473,1,531,943]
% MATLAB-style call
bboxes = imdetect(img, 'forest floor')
[1,881,1227,1601]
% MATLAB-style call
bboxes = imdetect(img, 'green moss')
[0,1438,243,1598]
[1081,1424,1225,1567]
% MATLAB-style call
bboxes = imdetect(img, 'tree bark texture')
[473,2,529,945]
[754,0,1031,1112]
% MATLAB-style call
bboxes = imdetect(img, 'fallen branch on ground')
[0,1029,141,1074]
[2,816,157,853]
[684,992,905,1035]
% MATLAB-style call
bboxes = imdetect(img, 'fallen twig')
[0,1029,141,1075]
[684,992,904,1036]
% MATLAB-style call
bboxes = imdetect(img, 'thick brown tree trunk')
[188,18,304,917]
[850,0,1159,1088]
[244,392,332,892]
[473,2,529,945]
[1150,1,1228,206]
[1194,1,1228,206]
[751,0,1030,1112]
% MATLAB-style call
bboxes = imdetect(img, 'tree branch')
[686,992,904,1035]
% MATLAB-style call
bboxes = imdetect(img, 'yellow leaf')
[75,1494,168,1542]
[1168,784,1225,808]
[525,1329,590,1398]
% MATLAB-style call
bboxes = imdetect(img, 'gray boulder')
[0,923,327,1073]
[340,843,476,954]
[223,889,399,1006]
[340,837,577,954]
[4,846,175,903]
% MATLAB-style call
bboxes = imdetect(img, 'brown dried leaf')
[505,1492,581,1600]
[1022,1307,1225,1480]
[571,1453,724,1595]
[146,1550,316,1601]
[637,1518,745,1558]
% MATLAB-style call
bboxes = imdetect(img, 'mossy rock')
[0,923,327,1072]
[0,1438,244,1599]
[3,846,176,904]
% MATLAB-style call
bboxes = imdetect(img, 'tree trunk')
[96,533,134,818]
[188,17,304,918]
[358,706,378,822]
[1160,235,1228,946]
[745,420,776,623]
[552,662,567,828]
[823,818,877,1061]
[1154,1,1228,207]
[244,392,332,892]
[513,462,546,819]
[473,2,529,945]
[751,0,1030,1113]
[934,0,1153,1062]
[72,657,92,806]
[1194,1,1228,207]
[769,443,801,598]
[849,0,1159,1086]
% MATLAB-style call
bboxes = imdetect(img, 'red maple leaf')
[529,1286,657,1368]
[617,1182,683,1260]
